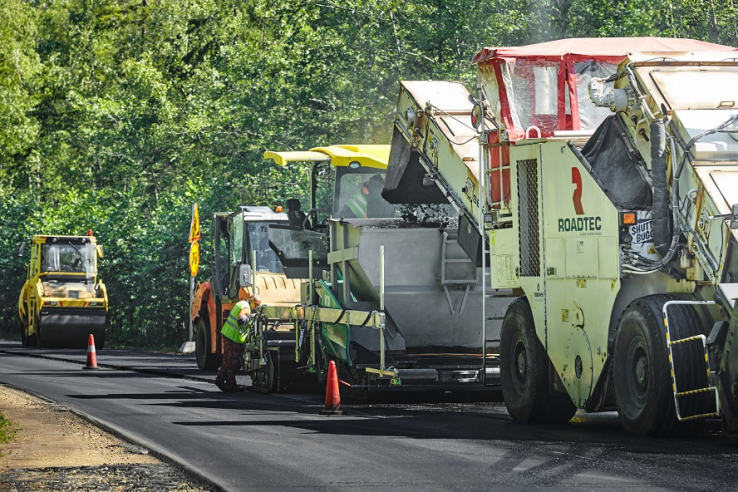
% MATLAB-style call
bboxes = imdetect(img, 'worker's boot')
[215,378,228,391]
[224,382,246,392]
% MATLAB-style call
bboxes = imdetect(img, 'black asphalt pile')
[345,204,457,230]
[399,204,456,227]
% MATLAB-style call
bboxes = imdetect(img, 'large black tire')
[613,294,707,436]
[195,317,221,371]
[500,298,577,423]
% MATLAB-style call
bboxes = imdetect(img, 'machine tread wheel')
[195,317,221,371]
[500,298,576,424]
[613,294,707,436]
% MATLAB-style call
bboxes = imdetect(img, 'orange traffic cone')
[320,360,344,415]
[83,334,99,370]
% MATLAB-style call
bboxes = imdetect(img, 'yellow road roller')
[18,232,107,349]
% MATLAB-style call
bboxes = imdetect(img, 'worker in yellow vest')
[215,295,262,392]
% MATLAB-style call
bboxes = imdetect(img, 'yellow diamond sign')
[189,203,201,243]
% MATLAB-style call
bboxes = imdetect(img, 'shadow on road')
[6,340,738,461]
[64,382,738,457]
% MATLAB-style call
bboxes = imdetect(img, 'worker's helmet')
[248,295,262,309]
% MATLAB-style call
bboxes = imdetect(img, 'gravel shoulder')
[0,385,215,491]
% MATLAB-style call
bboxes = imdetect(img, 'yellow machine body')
[18,234,108,349]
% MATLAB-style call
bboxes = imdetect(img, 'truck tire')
[500,298,576,423]
[613,295,707,436]
[195,317,221,371]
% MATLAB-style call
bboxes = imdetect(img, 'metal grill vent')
[517,159,540,276]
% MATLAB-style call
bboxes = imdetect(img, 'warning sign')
[189,203,201,243]
[189,241,200,277]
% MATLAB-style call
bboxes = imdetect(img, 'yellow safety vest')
[346,191,368,218]
[220,300,251,344]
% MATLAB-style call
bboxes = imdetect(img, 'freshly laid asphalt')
[1,341,738,491]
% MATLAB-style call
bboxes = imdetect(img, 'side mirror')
[238,264,252,288]
[97,245,104,258]
[17,242,25,257]
[730,204,738,230]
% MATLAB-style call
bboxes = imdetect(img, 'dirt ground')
[0,385,214,491]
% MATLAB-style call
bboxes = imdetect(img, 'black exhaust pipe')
[651,119,671,257]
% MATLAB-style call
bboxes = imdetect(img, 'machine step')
[663,300,720,422]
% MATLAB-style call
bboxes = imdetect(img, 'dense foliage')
[0,0,735,348]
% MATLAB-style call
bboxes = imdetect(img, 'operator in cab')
[340,174,396,219]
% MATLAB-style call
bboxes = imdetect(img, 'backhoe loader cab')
[18,234,108,349]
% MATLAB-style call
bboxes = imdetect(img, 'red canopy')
[478,37,738,208]
[473,37,736,64]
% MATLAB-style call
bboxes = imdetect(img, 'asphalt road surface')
[1,341,738,491]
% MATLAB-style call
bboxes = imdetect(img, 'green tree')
[0,0,41,189]
[2,0,735,347]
